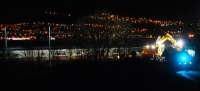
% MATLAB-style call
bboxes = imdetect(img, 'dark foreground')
[0,60,200,91]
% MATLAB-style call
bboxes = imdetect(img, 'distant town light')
[188,33,194,38]
[117,55,120,59]
[51,37,56,40]
[68,14,71,17]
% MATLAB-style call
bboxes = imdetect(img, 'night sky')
[0,0,199,22]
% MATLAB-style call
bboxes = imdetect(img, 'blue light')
[182,57,186,61]
[177,51,192,65]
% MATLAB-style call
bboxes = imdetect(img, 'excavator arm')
[155,33,182,56]
[156,33,177,46]
[142,33,184,57]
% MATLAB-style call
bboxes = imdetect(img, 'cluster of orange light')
[188,33,194,38]
[83,24,123,30]
[0,13,185,40]
[90,13,184,27]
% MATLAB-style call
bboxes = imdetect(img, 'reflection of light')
[189,62,192,64]
[177,71,192,80]
[176,71,200,80]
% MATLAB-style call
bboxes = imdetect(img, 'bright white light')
[117,55,120,59]
[160,44,165,47]
[188,34,194,38]
[51,37,56,40]
[159,44,165,49]
[145,45,150,49]
[176,39,184,48]
[81,52,84,55]
[187,49,195,57]
[6,37,31,40]
[189,62,192,64]
[151,45,155,49]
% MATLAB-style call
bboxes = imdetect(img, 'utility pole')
[48,26,51,65]
[4,27,7,48]
[4,27,7,60]
[49,26,51,50]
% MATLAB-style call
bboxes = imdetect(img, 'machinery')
[142,33,195,65]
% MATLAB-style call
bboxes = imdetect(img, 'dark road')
[0,61,200,91]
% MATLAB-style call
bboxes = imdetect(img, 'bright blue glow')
[177,51,192,65]
[182,57,186,61]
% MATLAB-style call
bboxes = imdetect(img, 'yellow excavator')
[142,33,184,58]
[141,33,196,70]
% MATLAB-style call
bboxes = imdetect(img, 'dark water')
[0,60,199,91]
